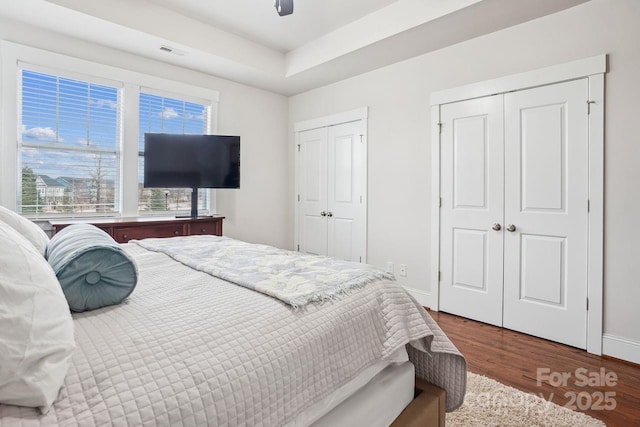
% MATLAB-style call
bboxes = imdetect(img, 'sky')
[20,69,208,185]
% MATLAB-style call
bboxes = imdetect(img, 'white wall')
[289,0,640,356]
[0,17,292,250]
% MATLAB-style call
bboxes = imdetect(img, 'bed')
[0,226,466,426]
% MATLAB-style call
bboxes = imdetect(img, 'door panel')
[503,79,589,349]
[327,120,366,262]
[440,95,504,326]
[519,234,565,305]
[452,228,488,291]
[298,127,328,256]
[521,104,565,211]
[303,215,327,256]
[303,137,324,202]
[453,116,487,209]
[333,135,354,203]
[330,218,354,261]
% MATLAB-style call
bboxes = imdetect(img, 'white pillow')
[0,221,75,413]
[0,205,49,256]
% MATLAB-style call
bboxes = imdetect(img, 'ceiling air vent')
[159,45,185,56]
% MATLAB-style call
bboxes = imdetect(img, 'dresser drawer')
[114,224,185,243]
[189,221,219,235]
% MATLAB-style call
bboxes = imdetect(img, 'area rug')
[446,372,606,427]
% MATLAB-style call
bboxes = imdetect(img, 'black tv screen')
[143,133,240,189]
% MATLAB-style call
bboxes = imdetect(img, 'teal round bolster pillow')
[46,223,138,312]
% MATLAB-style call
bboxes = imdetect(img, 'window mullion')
[120,83,140,217]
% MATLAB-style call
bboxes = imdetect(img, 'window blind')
[19,69,122,217]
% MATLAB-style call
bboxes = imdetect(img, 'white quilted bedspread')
[0,241,466,426]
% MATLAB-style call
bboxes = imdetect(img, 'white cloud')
[91,98,117,110]
[187,112,205,121]
[21,124,62,142]
[160,107,180,119]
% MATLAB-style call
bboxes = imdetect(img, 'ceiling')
[144,0,401,52]
[0,0,590,95]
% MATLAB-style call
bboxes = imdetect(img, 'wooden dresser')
[49,216,224,243]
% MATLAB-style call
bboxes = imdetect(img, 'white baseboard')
[602,334,640,365]
[404,286,436,310]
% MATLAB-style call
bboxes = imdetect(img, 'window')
[4,42,220,218]
[19,69,121,216]
[138,92,210,214]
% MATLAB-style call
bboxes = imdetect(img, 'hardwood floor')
[430,311,640,426]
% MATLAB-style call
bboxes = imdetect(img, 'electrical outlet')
[386,262,394,274]
[399,264,407,277]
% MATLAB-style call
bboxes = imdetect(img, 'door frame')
[429,55,606,355]
[293,107,369,261]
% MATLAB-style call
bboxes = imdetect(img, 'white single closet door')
[298,127,328,256]
[503,79,589,349]
[439,95,505,326]
[327,120,366,262]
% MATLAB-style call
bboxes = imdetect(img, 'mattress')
[292,347,409,426]
[0,239,465,426]
[312,361,415,427]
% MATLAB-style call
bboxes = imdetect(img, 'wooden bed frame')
[392,379,446,427]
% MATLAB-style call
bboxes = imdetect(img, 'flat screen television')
[144,133,240,218]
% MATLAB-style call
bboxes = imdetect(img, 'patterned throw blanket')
[132,235,394,308]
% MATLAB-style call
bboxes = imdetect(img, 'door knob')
[506,224,517,232]
[327,212,333,217]
[320,211,327,216]
[492,223,501,231]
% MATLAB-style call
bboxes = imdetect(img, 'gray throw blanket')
[132,235,393,308]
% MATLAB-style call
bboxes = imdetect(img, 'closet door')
[439,95,505,326]
[296,120,367,262]
[503,79,589,349]
[327,120,366,262]
[298,127,328,256]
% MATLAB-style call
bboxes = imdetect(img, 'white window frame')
[0,41,220,217]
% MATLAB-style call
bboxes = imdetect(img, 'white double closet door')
[296,120,366,262]
[439,79,589,349]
